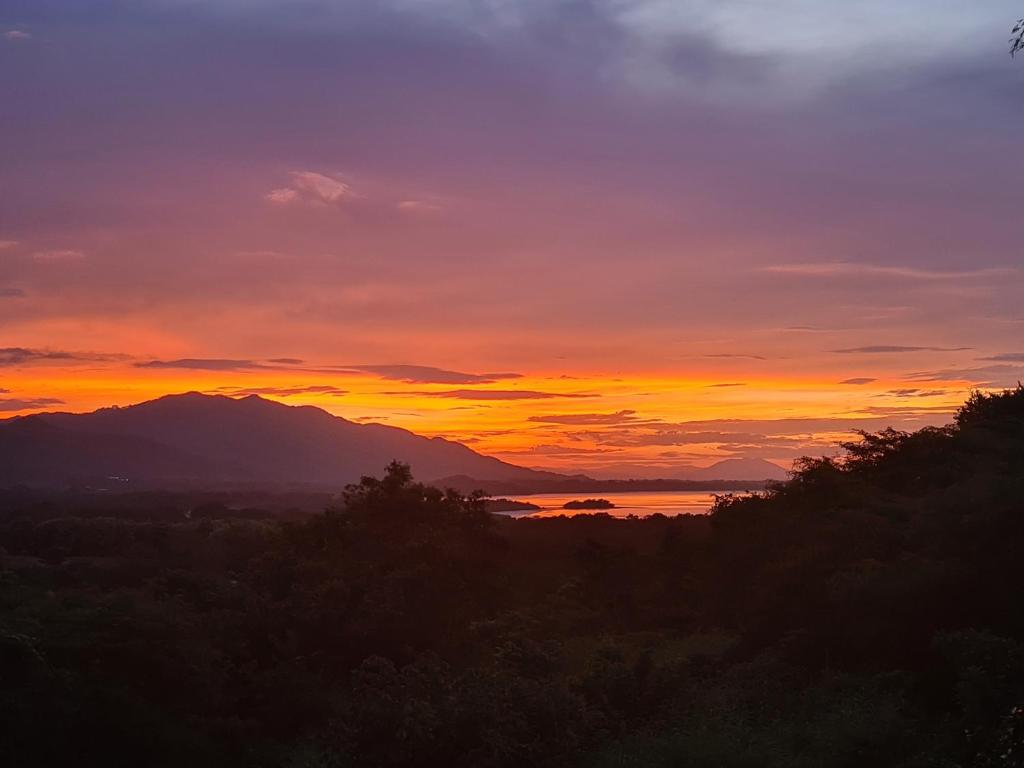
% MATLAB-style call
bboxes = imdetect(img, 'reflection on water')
[502,490,731,518]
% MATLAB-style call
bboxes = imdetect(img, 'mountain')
[0,392,554,490]
[0,393,792,491]
[0,414,210,487]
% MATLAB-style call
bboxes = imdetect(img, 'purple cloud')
[391,389,595,400]
[346,365,523,384]
[0,396,64,411]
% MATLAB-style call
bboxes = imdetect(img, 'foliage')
[3,389,1024,765]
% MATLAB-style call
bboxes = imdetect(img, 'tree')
[1013,18,1024,57]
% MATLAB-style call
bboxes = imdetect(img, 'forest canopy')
[3,388,1024,767]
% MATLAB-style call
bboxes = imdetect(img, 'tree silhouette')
[5,389,1024,767]
[1013,18,1024,56]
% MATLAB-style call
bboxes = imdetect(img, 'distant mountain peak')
[687,458,788,481]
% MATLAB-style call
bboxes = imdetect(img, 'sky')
[2,0,1024,477]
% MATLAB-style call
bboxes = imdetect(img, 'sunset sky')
[2,1,1024,477]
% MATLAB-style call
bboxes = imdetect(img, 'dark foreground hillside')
[3,388,1024,767]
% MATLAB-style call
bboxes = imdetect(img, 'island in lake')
[563,498,616,510]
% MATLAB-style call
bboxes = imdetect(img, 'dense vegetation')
[563,498,616,510]
[3,388,1024,767]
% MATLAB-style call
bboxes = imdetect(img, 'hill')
[0,392,553,489]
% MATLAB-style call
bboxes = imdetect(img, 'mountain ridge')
[0,392,544,489]
[0,392,787,491]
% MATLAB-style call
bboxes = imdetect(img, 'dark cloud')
[0,287,25,298]
[905,364,1024,386]
[572,411,958,450]
[212,385,347,398]
[133,359,516,384]
[527,410,642,426]
[712,442,835,461]
[390,389,594,400]
[135,358,269,371]
[854,405,958,417]
[595,430,805,448]
[706,382,746,388]
[496,444,620,457]
[569,424,840,462]
[0,396,65,411]
[345,365,522,384]
[979,353,1024,362]
[878,388,949,398]
[764,262,1013,281]
[833,346,971,354]
[661,30,776,87]
[0,347,117,366]
[839,377,877,385]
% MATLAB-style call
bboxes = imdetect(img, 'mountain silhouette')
[0,392,557,489]
[0,412,211,486]
[683,458,788,482]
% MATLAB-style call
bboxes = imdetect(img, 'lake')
[501,490,732,518]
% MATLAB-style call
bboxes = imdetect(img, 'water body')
[506,490,733,518]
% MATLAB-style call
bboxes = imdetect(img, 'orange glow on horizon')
[1,361,973,476]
